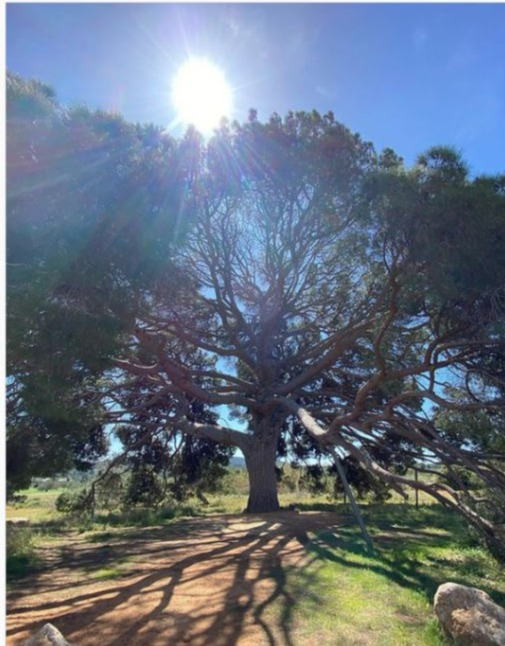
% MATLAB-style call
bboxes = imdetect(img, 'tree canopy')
[7,71,201,489]
[7,74,505,555]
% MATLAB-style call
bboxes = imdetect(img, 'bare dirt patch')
[7,511,346,646]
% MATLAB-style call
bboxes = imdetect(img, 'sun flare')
[172,58,233,133]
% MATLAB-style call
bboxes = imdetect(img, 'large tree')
[106,112,505,553]
[7,76,505,554]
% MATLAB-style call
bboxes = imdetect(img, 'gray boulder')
[23,623,70,646]
[434,582,505,646]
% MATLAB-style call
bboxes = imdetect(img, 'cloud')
[315,85,333,99]
[224,15,240,39]
[413,29,428,52]
[444,46,478,72]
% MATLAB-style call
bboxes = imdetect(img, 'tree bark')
[243,436,280,513]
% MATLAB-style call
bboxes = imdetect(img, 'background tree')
[6,72,208,491]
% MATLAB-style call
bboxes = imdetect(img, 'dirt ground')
[6,511,346,646]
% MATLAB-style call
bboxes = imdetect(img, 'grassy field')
[6,484,505,645]
[6,487,66,523]
[268,504,505,645]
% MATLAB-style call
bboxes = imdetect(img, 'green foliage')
[367,145,505,323]
[436,404,505,453]
[169,435,234,502]
[124,468,166,507]
[98,505,201,528]
[109,393,234,507]
[332,458,393,503]
[54,433,234,516]
[93,471,125,511]
[6,71,200,492]
[6,525,39,580]
[55,489,94,515]
[7,72,505,553]
[276,460,394,503]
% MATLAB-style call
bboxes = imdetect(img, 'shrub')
[55,489,93,515]
[6,525,39,579]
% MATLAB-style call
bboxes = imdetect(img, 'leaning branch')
[178,419,248,450]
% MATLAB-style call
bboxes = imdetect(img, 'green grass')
[6,485,505,645]
[275,561,444,645]
[263,505,504,645]
[6,488,67,523]
[86,557,131,580]
[204,490,354,515]
[89,567,125,581]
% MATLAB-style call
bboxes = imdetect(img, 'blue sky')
[7,3,505,175]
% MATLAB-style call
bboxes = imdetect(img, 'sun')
[172,58,233,133]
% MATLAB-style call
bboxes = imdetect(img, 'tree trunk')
[243,437,280,513]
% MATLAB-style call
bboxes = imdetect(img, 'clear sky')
[7,3,505,175]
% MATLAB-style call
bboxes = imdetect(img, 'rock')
[434,582,505,646]
[23,623,70,646]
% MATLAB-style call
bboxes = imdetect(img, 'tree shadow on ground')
[307,512,505,607]
[6,512,340,646]
[8,507,503,645]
